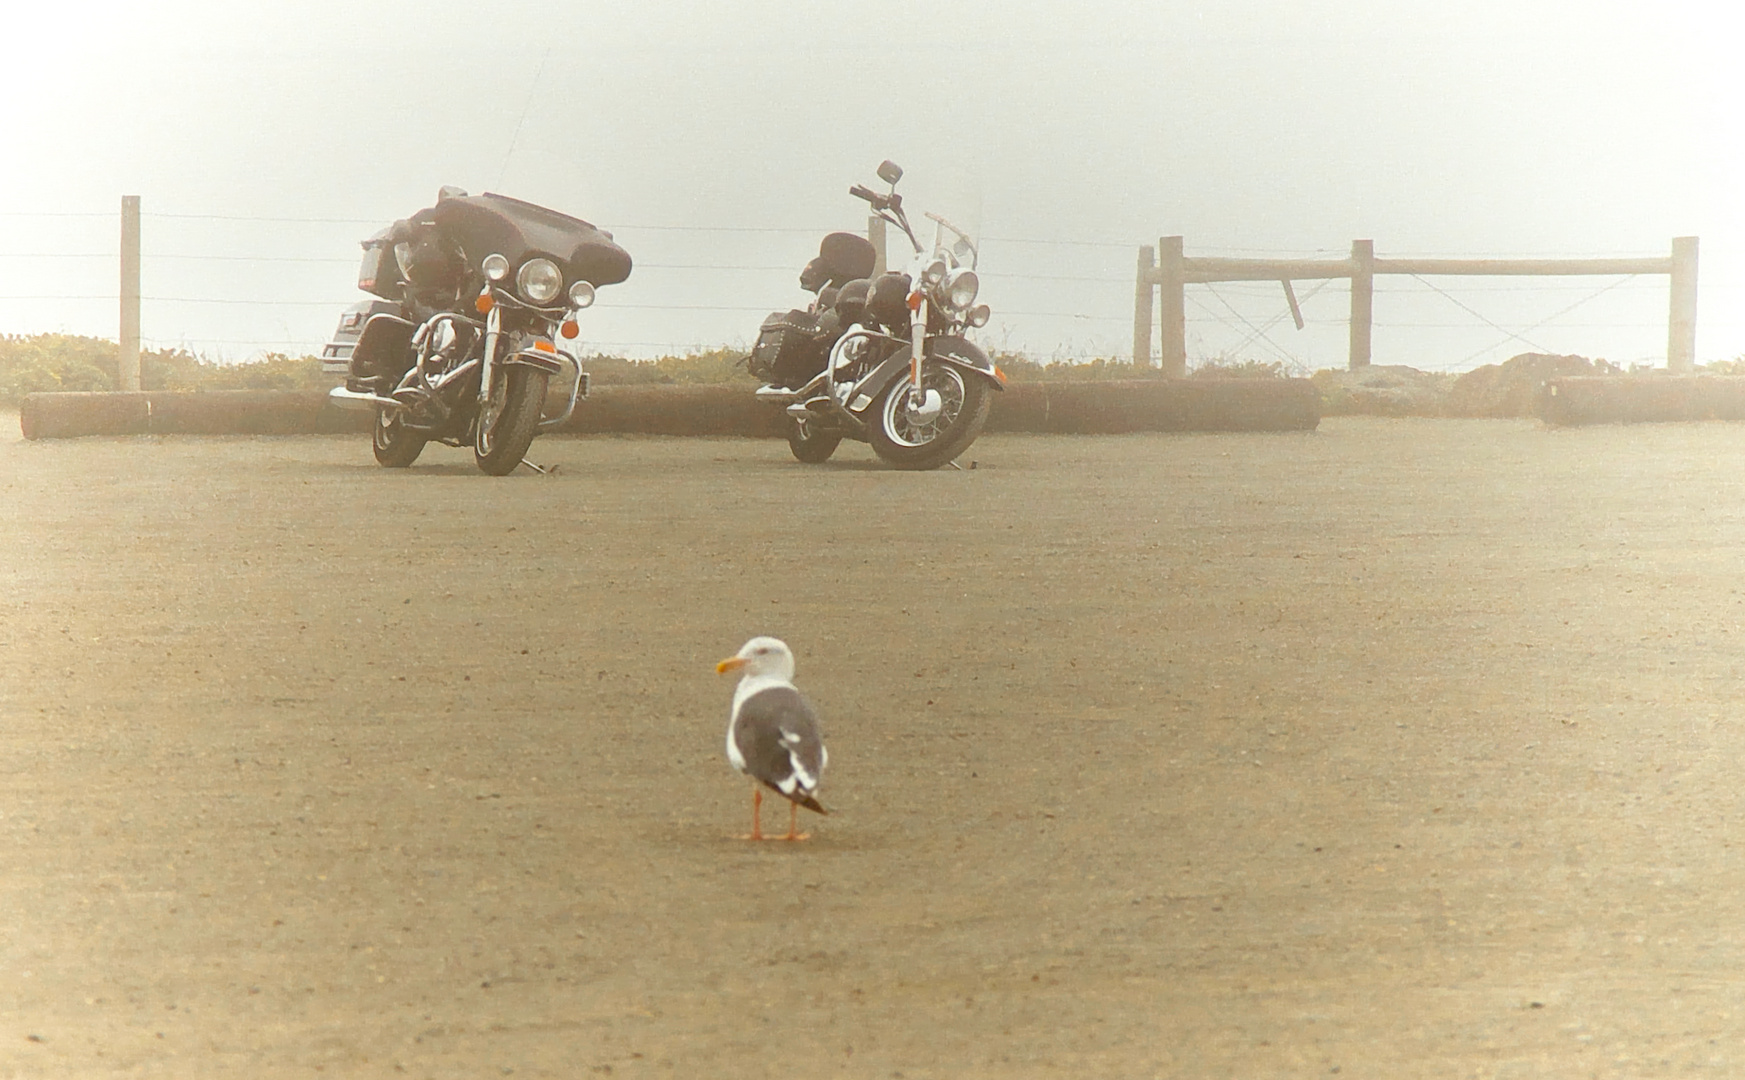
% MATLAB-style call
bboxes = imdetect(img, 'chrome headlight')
[942,268,979,311]
[921,257,948,287]
[967,303,991,328]
[568,280,596,309]
[516,257,563,304]
[482,253,511,281]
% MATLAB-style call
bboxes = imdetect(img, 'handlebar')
[848,184,882,206]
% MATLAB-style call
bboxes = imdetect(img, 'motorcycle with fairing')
[327,187,631,475]
[747,162,1004,470]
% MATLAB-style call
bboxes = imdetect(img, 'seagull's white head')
[715,636,796,681]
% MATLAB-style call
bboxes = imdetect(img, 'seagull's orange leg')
[781,799,810,842]
[745,785,764,841]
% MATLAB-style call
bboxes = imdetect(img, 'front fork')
[909,294,928,389]
[478,303,504,406]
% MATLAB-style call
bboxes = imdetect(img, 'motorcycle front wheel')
[372,403,427,468]
[866,361,993,471]
[786,418,842,464]
[474,365,548,476]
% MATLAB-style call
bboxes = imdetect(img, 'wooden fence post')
[1133,245,1155,367]
[1348,239,1373,370]
[868,215,887,277]
[120,195,141,392]
[1159,235,1186,377]
[1668,235,1698,373]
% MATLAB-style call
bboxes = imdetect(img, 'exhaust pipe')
[328,386,406,413]
[787,394,864,436]
[756,385,801,405]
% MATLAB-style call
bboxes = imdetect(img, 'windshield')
[927,213,978,270]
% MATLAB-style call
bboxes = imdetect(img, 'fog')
[3,0,1740,368]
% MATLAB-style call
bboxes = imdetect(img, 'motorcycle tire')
[474,365,548,476]
[786,418,842,464]
[372,403,427,468]
[866,360,993,471]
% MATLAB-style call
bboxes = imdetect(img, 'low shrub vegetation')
[1,333,1299,408]
[0,334,331,406]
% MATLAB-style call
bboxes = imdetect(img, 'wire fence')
[1,208,1738,369]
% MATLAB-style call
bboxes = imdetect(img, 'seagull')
[715,636,828,841]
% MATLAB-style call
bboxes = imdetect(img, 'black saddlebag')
[347,313,417,382]
[749,310,829,387]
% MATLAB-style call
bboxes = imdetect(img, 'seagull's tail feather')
[765,781,828,815]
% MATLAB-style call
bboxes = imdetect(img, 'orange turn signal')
[907,291,923,312]
[533,340,557,353]
[474,291,494,314]
[559,320,580,339]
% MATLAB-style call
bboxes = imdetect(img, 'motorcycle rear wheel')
[786,418,842,463]
[866,361,992,471]
[474,366,548,476]
[372,404,427,468]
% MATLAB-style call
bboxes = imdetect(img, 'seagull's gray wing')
[733,685,827,813]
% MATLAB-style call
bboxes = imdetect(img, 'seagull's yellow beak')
[716,656,746,674]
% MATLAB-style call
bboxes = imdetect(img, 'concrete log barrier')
[986,378,1321,433]
[554,384,785,437]
[1541,376,1745,426]
[20,390,370,440]
[19,392,152,440]
[20,377,1320,440]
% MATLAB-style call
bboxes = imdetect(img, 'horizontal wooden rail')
[1373,256,1675,277]
[1144,255,1679,286]
[1136,237,1698,374]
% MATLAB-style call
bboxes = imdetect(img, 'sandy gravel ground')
[3,417,1745,1077]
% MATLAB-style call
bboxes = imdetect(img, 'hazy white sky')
[2,0,1740,369]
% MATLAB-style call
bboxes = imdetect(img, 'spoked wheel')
[371,402,427,468]
[474,365,548,476]
[786,417,842,464]
[866,361,993,471]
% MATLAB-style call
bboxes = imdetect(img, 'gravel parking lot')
[3,417,1744,1077]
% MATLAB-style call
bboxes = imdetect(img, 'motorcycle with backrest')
[747,161,1004,470]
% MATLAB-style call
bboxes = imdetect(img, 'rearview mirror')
[876,160,903,186]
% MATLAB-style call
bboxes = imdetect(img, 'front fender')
[502,349,569,377]
[843,336,1004,414]
[929,336,1005,390]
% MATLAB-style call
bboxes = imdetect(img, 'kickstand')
[519,458,559,475]
[945,459,964,471]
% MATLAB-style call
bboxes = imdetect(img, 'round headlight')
[516,257,563,304]
[568,280,596,309]
[943,268,979,311]
[967,303,991,328]
[922,258,948,287]
[482,253,510,281]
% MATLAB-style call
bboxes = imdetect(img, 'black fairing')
[417,192,632,287]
